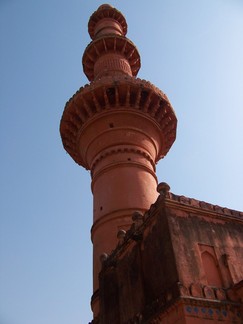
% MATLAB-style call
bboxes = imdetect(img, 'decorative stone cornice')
[90,146,156,174]
[60,75,177,168]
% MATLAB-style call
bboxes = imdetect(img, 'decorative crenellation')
[60,75,177,168]
[167,192,243,220]
[153,182,243,220]
[180,282,242,302]
[142,282,242,323]
[90,146,156,174]
[148,299,242,324]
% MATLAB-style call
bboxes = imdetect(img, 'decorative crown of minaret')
[84,4,140,81]
[60,3,177,172]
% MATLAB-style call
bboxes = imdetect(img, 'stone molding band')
[90,146,156,174]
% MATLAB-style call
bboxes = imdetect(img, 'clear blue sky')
[1,1,243,323]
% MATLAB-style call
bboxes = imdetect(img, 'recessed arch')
[201,251,223,287]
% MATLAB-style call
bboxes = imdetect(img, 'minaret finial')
[88,4,127,39]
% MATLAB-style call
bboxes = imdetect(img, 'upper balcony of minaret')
[82,4,140,81]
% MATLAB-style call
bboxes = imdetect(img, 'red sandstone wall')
[98,200,243,323]
[167,207,243,292]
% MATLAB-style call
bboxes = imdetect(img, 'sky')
[0,0,243,323]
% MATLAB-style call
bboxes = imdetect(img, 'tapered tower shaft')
[60,4,177,318]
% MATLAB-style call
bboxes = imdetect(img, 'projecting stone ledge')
[60,75,177,168]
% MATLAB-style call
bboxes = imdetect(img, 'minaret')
[60,4,177,318]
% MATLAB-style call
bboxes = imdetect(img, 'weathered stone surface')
[98,190,243,323]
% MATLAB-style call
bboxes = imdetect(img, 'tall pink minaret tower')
[60,4,177,318]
